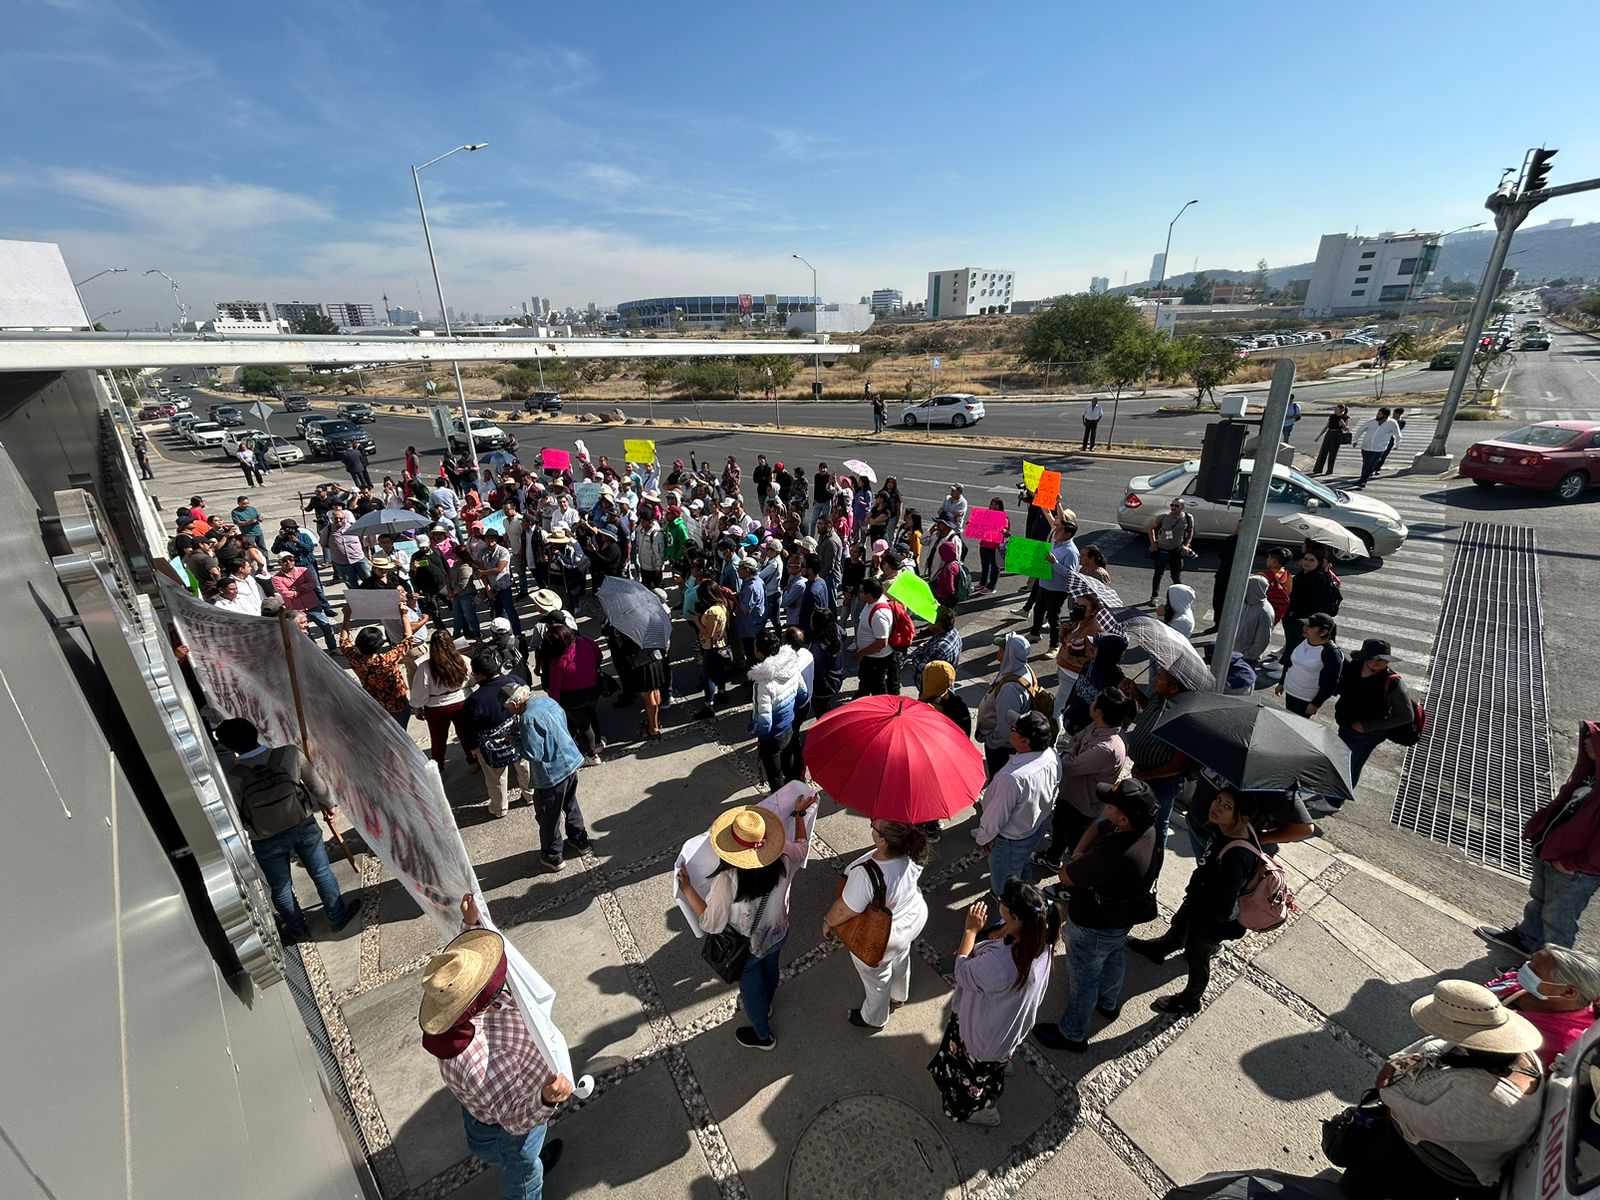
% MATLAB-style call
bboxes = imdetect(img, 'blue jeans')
[979,546,999,590]
[492,585,523,638]
[333,559,371,588]
[253,816,352,933]
[1149,775,1183,842]
[1339,726,1388,789]
[740,935,786,1040]
[452,593,483,638]
[462,1108,546,1200]
[1057,919,1130,1041]
[303,607,338,652]
[989,824,1048,900]
[1515,859,1600,950]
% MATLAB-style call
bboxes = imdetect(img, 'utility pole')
[1417,149,1599,470]
[1212,359,1296,690]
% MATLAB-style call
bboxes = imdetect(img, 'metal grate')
[280,944,378,1170]
[1391,521,1552,877]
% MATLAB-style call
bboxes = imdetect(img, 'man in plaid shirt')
[422,895,572,1198]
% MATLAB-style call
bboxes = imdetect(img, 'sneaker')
[1127,936,1171,964]
[1031,1024,1087,1053]
[1152,994,1202,1016]
[1095,1003,1123,1022]
[1476,925,1535,955]
[566,836,592,853]
[328,896,363,932]
[965,1104,1001,1127]
[580,756,602,768]
[735,1026,776,1051]
[540,853,564,871]
[1031,849,1063,872]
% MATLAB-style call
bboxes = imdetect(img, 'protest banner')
[1022,460,1045,490]
[624,438,657,465]
[159,578,575,1080]
[575,481,603,510]
[479,510,507,535]
[673,782,817,936]
[1004,536,1054,580]
[1032,470,1061,511]
[963,507,1010,545]
[542,447,571,472]
[344,588,407,620]
[886,570,939,622]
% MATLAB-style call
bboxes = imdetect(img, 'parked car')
[1520,333,1551,351]
[221,428,267,457]
[447,416,510,453]
[169,413,200,435]
[1116,458,1409,558]
[212,406,246,427]
[283,395,313,413]
[1461,421,1600,501]
[1429,349,1461,370]
[184,422,227,451]
[523,391,564,413]
[138,403,175,420]
[305,419,376,457]
[336,402,375,423]
[253,434,304,467]
[900,392,987,429]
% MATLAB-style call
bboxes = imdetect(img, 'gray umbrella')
[1120,614,1214,692]
[349,508,426,535]
[1164,1171,1344,1199]
[597,576,671,650]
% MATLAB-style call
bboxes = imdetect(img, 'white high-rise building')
[1089,276,1110,294]
[1149,253,1167,284]
[325,301,377,327]
[925,268,1015,318]
[1301,231,1441,316]
[870,287,903,313]
[216,300,271,322]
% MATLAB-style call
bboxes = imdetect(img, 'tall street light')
[791,253,820,412]
[1398,222,1485,329]
[143,269,189,330]
[72,266,126,331]
[1154,199,1198,294]
[412,141,488,476]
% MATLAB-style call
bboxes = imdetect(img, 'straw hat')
[545,530,574,545]
[370,556,395,570]
[418,928,505,1034]
[709,806,786,869]
[530,588,562,614]
[1409,980,1542,1054]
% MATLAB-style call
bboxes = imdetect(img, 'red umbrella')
[803,695,985,824]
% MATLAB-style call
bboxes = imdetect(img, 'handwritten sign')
[575,481,603,510]
[542,447,571,471]
[479,510,507,535]
[344,588,406,620]
[624,438,657,465]
[964,507,1010,546]
[886,570,938,622]
[1032,470,1061,511]
[1004,536,1054,580]
[1022,460,1045,490]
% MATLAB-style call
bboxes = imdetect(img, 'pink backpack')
[1222,835,1298,931]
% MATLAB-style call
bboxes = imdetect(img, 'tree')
[241,365,295,394]
[1101,328,1169,399]
[1173,335,1241,408]
[1374,332,1418,399]
[844,351,881,377]
[1018,293,1142,380]
[288,310,339,335]
[1470,343,1513,404]
[1252,259,1269,296]
[1181,272,1214,305]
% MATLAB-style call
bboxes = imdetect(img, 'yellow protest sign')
[1022,460,1045,490]
[624,438,657,465]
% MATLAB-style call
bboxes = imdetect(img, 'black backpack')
[230,748,314,839]
[479,715,521,769]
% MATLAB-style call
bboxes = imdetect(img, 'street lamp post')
[412,142,488,477]
[143,269,188,330]
[1154,199,1198,295]
[792,253,820,419]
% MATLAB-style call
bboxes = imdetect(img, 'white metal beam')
[0,333,856,373]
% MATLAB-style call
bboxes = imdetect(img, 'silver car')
[1116,458,1409,557]
[900,392,987,429]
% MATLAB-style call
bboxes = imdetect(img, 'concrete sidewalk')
[141,426,1523,1200]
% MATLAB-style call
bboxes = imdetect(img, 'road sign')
[429,405,453,438]
[931,356,941,369]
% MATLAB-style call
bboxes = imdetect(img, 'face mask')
[1067,605,1088,623]
[1516,960,1550,1000]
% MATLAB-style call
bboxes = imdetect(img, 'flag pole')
[277,608,361,875]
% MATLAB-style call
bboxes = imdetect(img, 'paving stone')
[1013,1128,1155,1199]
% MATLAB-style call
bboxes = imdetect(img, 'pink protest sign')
[965,507,1010,545]
[542,448,571,471]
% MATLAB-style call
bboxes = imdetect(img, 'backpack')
[1323,573,1343,616]
[952,562,973,604]
[874,600,916,650]
[1383,675,1428,747]
[478,714,521,769]
[999,672,1057,735]
[231,748,314,839]
[1222,834,1297,932]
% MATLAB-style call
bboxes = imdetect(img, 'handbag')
[701,890,772,984]
[1320,1088,1386,1166]
[831,860,893,968]
[1337,430,1353,445]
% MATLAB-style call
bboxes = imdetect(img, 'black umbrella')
[1164,1172,1344,1200]
[1149,691,1355,803]
[596,576,671,650]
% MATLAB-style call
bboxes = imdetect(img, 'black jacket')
[462,671,525,751]
[1064,822,1161,930]
[1286,567,1339,620]
[1333,660,1413,732]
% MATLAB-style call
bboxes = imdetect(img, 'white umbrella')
[1119,615,1215,692]
[349,508,426,535]
[1280,513,1368,558]
[842,458,877,484]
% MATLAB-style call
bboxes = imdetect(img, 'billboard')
[738,293,754,316]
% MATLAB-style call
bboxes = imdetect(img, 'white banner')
[160,578,574,1080]
[672,781,818,936]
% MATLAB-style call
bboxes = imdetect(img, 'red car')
[1461,421,1600,501]
[138,402,177,420]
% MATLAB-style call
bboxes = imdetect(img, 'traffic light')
[1525,148,1558,195]
[1195,420,1249,503]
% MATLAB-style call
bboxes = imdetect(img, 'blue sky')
[7,0,1599,328]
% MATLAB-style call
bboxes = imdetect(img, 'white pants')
[484,759,531,817]
[1055,667,1080,720]
[853,945,912,1027]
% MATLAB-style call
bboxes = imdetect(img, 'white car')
[254,435,304,467]
[900,392,987,429]
[221,428,266,457]
[184,421,227,450]
[1116,457,1409,558]
[447,417,510,453]
[170,395,191,410]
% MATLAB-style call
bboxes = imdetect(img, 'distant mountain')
[1106,221,1600,297]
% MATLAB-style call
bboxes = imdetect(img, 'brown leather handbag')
[831,860,892,967]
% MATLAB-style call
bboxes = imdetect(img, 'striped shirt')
[1124,696,1177,773]
[437,990,560,1135]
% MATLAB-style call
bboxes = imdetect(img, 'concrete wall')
[786,304,877,334]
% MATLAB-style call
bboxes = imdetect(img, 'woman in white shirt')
[1274,613,1341,718]
[822,820,932,1029]
[677,798,815,1051]
[410,629,472,765]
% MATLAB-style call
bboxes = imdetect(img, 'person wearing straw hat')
[1331,979,1544,1198]
[422,894,572,1197]
[677,798,815,1051]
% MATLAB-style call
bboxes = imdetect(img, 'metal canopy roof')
[0,332,855,372]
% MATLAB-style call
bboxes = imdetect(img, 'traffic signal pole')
[1417,150,1600,469]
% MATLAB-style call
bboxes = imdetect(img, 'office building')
[924,268,1015,318]
[201,315,290,334]
[870,287,903,313]
[1090,276,1110,294]
[1150,253,1167,284]
[325,301,377,327]
[386,305,421,325]
[1301,231,1441,316]
[216,300,271,322]
[273,300,326,327]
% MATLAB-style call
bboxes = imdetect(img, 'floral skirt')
[926,1013,1008,1122]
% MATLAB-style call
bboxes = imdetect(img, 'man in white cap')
[500,683,590,869]
[421,893,573,1194]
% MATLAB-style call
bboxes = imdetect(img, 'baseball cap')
[1096,778,1156,825]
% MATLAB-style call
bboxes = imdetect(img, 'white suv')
[185,421,226,450]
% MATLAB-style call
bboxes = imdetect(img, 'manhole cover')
[785,1092,961,1199]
